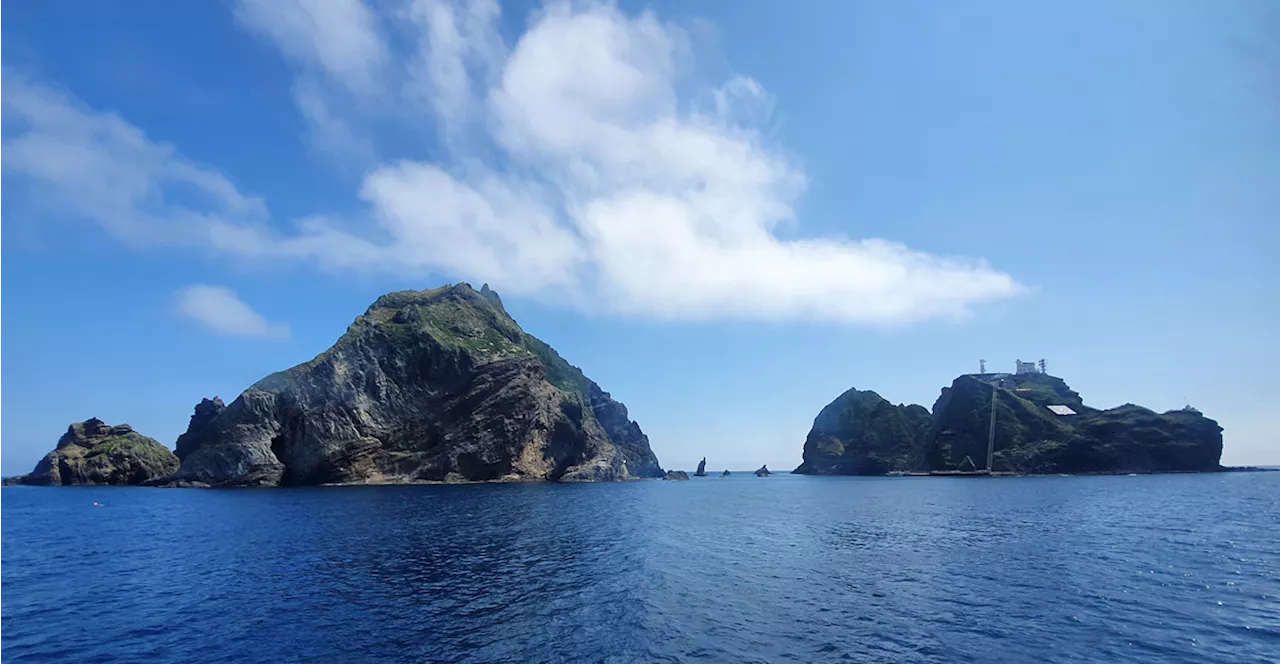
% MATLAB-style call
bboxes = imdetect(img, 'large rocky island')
[166,283,665,487]
[3,418,179,486]
[794,371,1223,476]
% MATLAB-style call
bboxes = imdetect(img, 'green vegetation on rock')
[3,419,178,486]
[796,372,1223,475]
[172,283,665,487]
[793,389,931,475]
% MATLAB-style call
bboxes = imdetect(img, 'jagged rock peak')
[168,283,664,487]
[694,457,707,476]
[365,283,506,317]
[479,283,505,311]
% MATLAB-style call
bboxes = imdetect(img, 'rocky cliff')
[4,419,178,485]
[169,283,664,487]
[792,388,931,475]
[926,373,1223,474]
[795,373,1223,475]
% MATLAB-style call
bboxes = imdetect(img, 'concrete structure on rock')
[1016,359,1044,375]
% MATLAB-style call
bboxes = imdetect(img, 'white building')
[1015,359,1039,375]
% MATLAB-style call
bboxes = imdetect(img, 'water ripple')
[3,473,1278,663]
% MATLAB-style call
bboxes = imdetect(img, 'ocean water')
[2,472,1277,664]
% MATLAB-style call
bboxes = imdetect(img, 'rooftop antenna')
[979,359,987,374]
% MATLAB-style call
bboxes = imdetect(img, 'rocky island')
[3,418,179,486]
[164,283,664,487]
[794,370,1224,476]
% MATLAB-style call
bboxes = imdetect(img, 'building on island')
[1015,359,1041,375]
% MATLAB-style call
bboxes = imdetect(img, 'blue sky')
[3,0,1277,475]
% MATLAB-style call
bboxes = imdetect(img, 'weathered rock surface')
[795,373,1224,475]
[925,374,1223,474]
[3,419,178,486]
[755,465,771,477]
[792,388,931,475]
[694,457,707,476]
[721,469,730,477]
[664,470,690,481]
[169,283,664,487]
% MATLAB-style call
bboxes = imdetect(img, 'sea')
[2,471,1277,663]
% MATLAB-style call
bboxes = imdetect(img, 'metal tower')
[987,382,998,472]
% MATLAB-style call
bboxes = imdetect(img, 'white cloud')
[234,0,389,161]
[234,0,387,95]
[177,285,290,339]
[404,0,506,140]
[5,1,1026,326]
[291,79,378,165]
[712,75,775,126]
[1,73,269,246]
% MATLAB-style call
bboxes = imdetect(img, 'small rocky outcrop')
[721,470,730,477]
[755,465,771,477]
[694,457,707,476]
[168,283,664,487]
[665,470,691,481]
[3,419,178,486]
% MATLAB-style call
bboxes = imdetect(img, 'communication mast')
[987,382,998,473]
[979,359,987,374]
[1038,358,1047,374]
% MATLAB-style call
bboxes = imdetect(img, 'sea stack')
[3,419,178,486]
[167,283,665,486]
[755,465,771,477]
[694,457,707,476]
[665,470,691,481]
[721,470,730,477]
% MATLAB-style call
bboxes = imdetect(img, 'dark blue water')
[3,472,1278,663]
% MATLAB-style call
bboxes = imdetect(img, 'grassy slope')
[253,283,597,398]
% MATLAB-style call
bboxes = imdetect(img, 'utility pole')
[987,382,998,473]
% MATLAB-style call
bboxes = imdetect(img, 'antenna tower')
[986,383,998,473]
[979,359,986,374]
[1038,358,1047,374]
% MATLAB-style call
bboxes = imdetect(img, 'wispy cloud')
[234,0,387,94]
[177,285,290,339]
[234,0,389,163]
[241,0,1024,324]
[1,73,269,247]
[4,1,1026,326]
